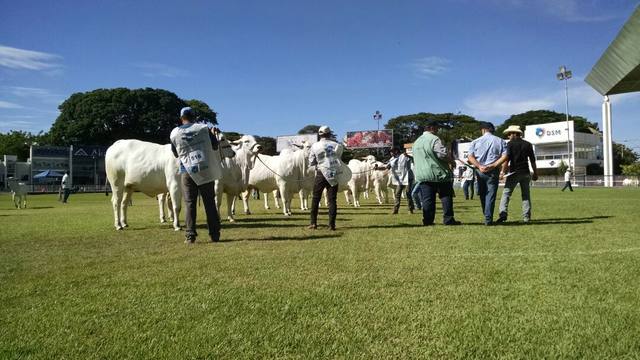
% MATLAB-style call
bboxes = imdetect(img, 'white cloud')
[2,86,65,105]
[133,62,189,78]
[463,90,555,119]
[0,45,62,71]
[487,0,620,22]
[0,100,23,109]
[412,56,450,78]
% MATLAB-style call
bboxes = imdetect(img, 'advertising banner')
[276,134,318,152]
[345,130,393,148]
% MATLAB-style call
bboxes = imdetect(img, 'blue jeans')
[475,169,499,224]
[462,179,474,199]
[411,183,423,210]
[418,182,455,225]
[498,173,531,221]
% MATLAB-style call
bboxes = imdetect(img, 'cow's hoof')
[174,227,181,232]
[228,218,235,223]
[116,226,124,231]
[160,219,166,223]
[265,206,270,210]
[245,210,251,215]
[122,223,129,228]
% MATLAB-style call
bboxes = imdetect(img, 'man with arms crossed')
[467,121,508,226]
[497,125,538,224]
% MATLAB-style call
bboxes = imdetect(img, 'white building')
[524,121,603,175]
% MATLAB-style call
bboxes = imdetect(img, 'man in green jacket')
[413,119,461,226]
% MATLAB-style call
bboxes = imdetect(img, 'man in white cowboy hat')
[496,125,538,223]
[308,125,343,230]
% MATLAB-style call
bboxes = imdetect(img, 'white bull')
[106,137,234,231]
[7,178,28,209]
[344,155,376,207]
[241,153,281,214]
[215,135,261,222]
[370,161,390,204]
[622,178,639,186]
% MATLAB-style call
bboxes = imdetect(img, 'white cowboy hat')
[503,125,523,135]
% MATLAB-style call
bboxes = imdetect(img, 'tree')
[496,110,599,135]
[49,88,217,146]
[622,162,640,176]
[298,125,321,135]
[255,136,277,156]
[557,160,568,176]
[613,142,639,175]
[186,99,217,124]
[385,112,482,147]
[0,130,47,161]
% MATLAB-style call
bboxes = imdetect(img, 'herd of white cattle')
[104,135,394,231]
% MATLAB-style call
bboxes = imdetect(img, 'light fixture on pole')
[373,110,382,132]
[556,65,572,171]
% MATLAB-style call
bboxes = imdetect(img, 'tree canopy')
[48,88,218,146]
[298,125,321,135]
[185,99,217,124]
[496,110,599,135]
[385,112,483,147]
[0,131,48,161]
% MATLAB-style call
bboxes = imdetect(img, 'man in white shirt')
[61,171,71,203]
[388,147,415,214]
[308,126,343,231]
[561,168,574,192]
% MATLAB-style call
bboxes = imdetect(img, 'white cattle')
[622,178,639,186]
[158,192,173,223]
[106,137,234,231]
[322,161,353,207]
[344,155,376,207]
[275,145,312,216]
[241,153,281,214]
[7,178,28,209]
[215,135,261,222]
[370,161,390,204]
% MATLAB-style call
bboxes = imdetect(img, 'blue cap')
[180,107,194,118]
[479,121,495,131]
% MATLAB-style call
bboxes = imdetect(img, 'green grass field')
[1,188,640,359]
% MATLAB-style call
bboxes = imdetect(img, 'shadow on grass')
[467,215,614,226]
[27,206,55,210]
[220,233,340,242]
[345,223,423,229]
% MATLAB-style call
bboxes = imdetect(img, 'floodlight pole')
[557,66,572,172]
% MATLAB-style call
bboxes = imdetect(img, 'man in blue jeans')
[497,125,538,223]
[467,122,508,226]
[413,119,461,226]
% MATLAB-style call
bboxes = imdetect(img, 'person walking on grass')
[308,126,343,231]
[388,147,415,214]
[496,125,538,224]
[561,168,574,192]
[467,121,508,226]
[61,170,72,203]
[413,119,461,226]
[461,165,475,200]
[170,107,222,244]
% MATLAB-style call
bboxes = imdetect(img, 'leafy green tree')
[186,99,217,124]
[255,136,277,156]
[622,162,640,176]
[557,160,568,176]
[298,125,321,135]
[49,88,216,146]
[613,143,639,174]
[385,112,482,148]
[0,130,47,161]
[496,110,599,135]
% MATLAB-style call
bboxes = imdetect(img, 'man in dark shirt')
[497,125,538,223]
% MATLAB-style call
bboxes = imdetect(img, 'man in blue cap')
[467,121,508,225]
[170,107,222,243]
[412,119,461,226]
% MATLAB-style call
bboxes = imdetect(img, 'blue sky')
[1,0,639,150]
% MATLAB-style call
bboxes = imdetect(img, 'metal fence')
[533,175,640,188]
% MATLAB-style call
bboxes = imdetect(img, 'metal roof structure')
[586,5,640,95]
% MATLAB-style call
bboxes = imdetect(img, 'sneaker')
[409,209,414,214]
[496,217,507,224]
[185,236,196,244]
[209,235,220,242]
[523,218,531,223]
[307,224,317,230]
[391,210,398,215]
[484,221,494,226]
[444,220,462,226]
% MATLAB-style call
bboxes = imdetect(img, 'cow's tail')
[105,177,110,196]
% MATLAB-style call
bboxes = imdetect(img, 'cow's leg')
[23,194,27,208]
[120,189,133,228]
[241,190,252,215]
[12,192,17,208]
[273,190,281,209]
[158,195,166,223]
[111,188,124,230]
[263,192,270,209]
[299,189,307,210]
[343,190,351,205]
[226,193,235,222]
[167,193,174,221]
[168,179,182,231]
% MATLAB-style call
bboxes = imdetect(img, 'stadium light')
[557,65,572,171]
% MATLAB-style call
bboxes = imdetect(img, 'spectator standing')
[308,126,343,231]
[462,166,475,200]
[561,168,574,192]
[389,147,415,214]
[61,171,72,203]
[412,120,461,226]
[497,125,538,223]
[467,122,508,226]
[170,107,222,244]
